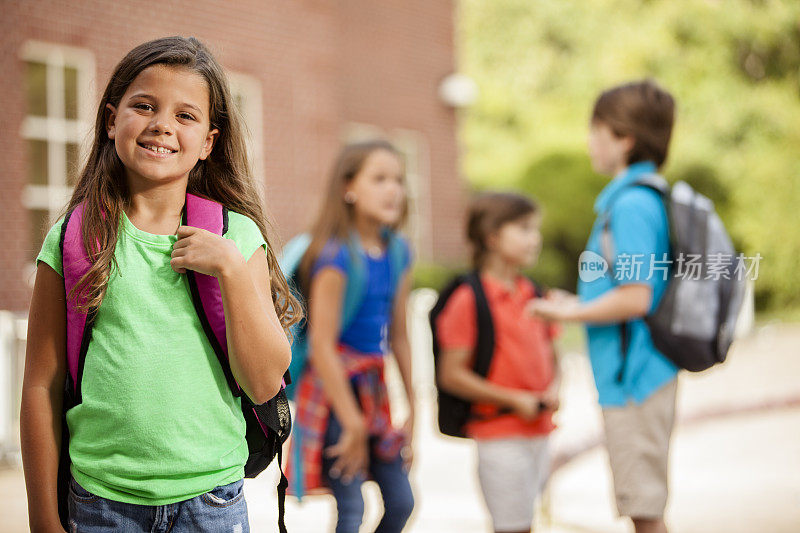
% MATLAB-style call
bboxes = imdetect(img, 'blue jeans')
[322,415,414,533]
[67,477,249,533]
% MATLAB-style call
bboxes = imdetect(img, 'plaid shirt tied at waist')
[287,345,406,499]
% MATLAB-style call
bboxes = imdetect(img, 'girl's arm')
[389,272,414,423]
[437,348,542,421]
[307,267,368,480]
[21,263,68,533]
[218,248,292,404]
[171,227,291,405]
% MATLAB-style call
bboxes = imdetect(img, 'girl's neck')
[480,254,520,289]
[351,213,385,249]
[125,179,188,234]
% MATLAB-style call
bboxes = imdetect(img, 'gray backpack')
[601,175,746,378]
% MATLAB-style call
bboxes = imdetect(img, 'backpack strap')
[278,233,314,388]
[601,173,671,266]
[384,230,411,325]
[429,271,499,436]
[182,193,241,397]
[460,272,517,419]
[600,203,632,384]
[61,202,97,405]
[430,271,495,378]
[342,228,411,332]
[341,235,368,332]
[276,444,288,533]
[599,216,633,384]
[58,202,95,529]
[279,233,312,280]
[429,273,472,352]
[385,229,409,293]
[599,173,670,384]
[278,231,370,332]
[464,271,495,378]
[634,173,670,196]
[295,229,407,334]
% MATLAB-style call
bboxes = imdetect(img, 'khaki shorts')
[602,379,677,519]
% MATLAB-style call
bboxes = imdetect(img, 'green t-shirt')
[37,208,267,505]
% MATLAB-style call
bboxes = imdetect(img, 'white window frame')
[20,41,94,284]
[228,72,265,199]
[20,41,95,216]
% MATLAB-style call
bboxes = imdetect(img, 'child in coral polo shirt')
[436,192,560,533]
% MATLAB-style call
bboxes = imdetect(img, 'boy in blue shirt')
[531,80,678,533]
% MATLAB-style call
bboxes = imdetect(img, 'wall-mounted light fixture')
[438,73,478,108]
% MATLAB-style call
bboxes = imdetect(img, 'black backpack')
[429,271,547,438]
[600,175,746,380]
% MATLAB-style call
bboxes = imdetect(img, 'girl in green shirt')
[21,36,299,533]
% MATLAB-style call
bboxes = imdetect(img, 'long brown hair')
[466,192,539,269]
[66,36,301,331]
[297,140,407,293]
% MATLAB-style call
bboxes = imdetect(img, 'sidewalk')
[243,321,800,532]
[542,321,800,533]
[7,322,800,532]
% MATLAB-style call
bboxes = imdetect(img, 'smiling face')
[345,148,406,226]
[105,64,218,190]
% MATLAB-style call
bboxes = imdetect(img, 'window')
[343,124,432,260]
[392,130,432,260]
[21,42,94,264]
[228,72,264,196]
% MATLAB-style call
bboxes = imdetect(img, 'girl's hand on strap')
[170,226,246,277]
[324,417,369,484]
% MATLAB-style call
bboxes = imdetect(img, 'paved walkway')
[264,322,800,532]
[6,322,800,532]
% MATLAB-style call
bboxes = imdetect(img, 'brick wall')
[0,0,464,312]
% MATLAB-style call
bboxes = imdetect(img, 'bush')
[459,0,800,314]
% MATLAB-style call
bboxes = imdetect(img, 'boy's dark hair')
[466,192,539,268]
[592,79,675,168]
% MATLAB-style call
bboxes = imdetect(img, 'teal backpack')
[279,230,409,400]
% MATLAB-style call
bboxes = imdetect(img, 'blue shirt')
[312,238,411,354]
[577,161,678,407]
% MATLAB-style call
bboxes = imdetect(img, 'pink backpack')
[57,193,291,532]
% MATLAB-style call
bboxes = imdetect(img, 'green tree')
[458,0,800,311]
